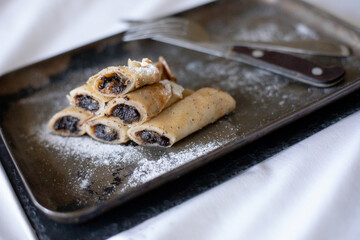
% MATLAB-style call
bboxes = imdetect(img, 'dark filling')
[136,130,170,147]
[98,74,127,94]
[111,104,140,124]
[94,124,118,141]
[75,95,100,111]
[54,116,79,134]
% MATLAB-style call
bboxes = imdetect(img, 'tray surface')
[1,0,360,223]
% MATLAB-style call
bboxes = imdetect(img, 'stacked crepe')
[48,57,236,147]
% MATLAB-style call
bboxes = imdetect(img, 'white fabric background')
[0,0,359,239]
[0,164,37,240]
[0,0,213,76]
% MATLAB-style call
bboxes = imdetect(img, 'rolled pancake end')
[48,106,92,137]
[128,87,236,147]
[87,58,164,97]
[85,116,129,144]
[67,84,113,114]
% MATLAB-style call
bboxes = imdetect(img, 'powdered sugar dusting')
[183,59,305,107]
[34,123,142,166]
[234,22,319,41]
[80,178,90,189]
[295,23,318,38]
[30,119,233,195]
[128,58,159,77]
[125,141,224,188]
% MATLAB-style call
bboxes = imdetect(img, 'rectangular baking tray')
[1,0,360,223]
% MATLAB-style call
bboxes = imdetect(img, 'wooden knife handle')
[230,46,345,87]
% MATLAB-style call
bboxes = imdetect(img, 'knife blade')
[153,36,345,87]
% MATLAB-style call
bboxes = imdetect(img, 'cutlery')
[123,18,351,57]
[123,18,346,87]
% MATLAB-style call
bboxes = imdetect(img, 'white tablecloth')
[0,1,359,239]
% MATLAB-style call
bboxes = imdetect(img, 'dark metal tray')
[1,0,360,223]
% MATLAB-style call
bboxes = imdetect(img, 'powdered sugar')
[295,23,318,38]
[184,59,302,107]
[28,120,233,198]
[124,141,228,188]
[234,22,319,41]
[127,58,160,77]
[80,178,90,189]
[35,124,138,165]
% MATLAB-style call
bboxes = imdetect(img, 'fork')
[123,17,351,57]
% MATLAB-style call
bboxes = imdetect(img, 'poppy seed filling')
[98,74,127,94]
[136,130,170,147]
[54,116,80,133]
[111,104,140,124]
[94,124,118,141]
[75,95,100,111]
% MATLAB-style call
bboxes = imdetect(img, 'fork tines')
[123,18,190,42]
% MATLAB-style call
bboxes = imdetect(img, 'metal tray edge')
[1,0,360,223]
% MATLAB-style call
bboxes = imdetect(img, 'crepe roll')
[87,57,175,97]
[67,84,113,114]
[85,116,129,144]
[128,88,236,147]
[48,106,92,137]
[105,80,185,126]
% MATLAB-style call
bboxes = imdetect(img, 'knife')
[153,36,345,88]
